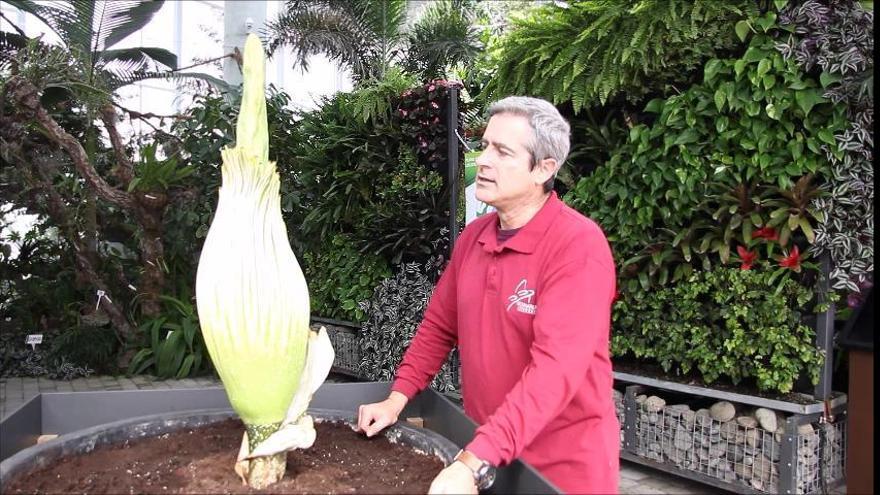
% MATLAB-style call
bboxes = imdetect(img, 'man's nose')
[475,150,490,168]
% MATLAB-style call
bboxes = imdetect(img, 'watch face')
[478,465,496,490]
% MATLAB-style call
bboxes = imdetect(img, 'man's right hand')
[356,391,409,437]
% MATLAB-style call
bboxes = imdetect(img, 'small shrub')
[776,0,874,295]
[303,234,391,322]
[612,267,824,393]
[357,254,458,392]
[127,295,211,379]
[565,26,847,296]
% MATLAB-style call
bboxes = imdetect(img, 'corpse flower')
[195,33,334,489]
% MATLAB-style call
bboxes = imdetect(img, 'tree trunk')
[133,195,168,318]
[4,76,171,343]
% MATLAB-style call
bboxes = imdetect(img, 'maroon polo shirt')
[392,192,619,493]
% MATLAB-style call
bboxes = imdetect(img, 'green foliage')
[612,268,824,393]
[484,0,758,111]
[0,216,81,337]
[265,0,483,84]
[290,81,450,265]
[775,0,874,295]
[347,67,417,123]
[397,79,466,177]
[357,256,458,392]
[158,88,297,293]
[50,320,120,374]
[403,0,483,81]
[560,105,631,193]
[127,295,211,379]
[303,234,391,322]
[565,29,848,295]
[126,142,194,192]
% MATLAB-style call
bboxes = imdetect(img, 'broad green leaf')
[755,12,777,32]
[799,217,815,243]
[644,98,664,113]
[704,59,722,83]
[757,59,772,78]
[819,71,842,88]
[674,129,699,146]
[795,89,825,116]
[714,89,726,112]
[817,129,836,145]
[743,47,770,63]
[735,20,751,42]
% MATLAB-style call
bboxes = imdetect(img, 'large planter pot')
[0,408,459,493]
[0,382,558,494]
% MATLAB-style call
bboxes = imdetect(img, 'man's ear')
[533,157,558,185]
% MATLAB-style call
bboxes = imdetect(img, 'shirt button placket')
[487,253,499,293]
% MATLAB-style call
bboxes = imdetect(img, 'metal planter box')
[0,381,558,494]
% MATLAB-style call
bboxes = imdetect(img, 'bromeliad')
[195,33,335,489]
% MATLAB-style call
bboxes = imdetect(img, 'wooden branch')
[5,146,134,344]
[99,105,135,184]
[5,76,134,210]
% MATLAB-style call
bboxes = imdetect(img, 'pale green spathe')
[195,33,309,426]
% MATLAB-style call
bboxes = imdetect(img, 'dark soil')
[5,420,445,494]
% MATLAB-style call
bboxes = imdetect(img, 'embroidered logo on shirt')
[506,279,536,314]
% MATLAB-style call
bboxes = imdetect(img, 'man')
[356,96,619,494]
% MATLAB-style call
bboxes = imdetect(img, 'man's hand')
[428,461,478,494]
[356,391,408,437]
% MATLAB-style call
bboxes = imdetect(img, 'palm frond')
[70,0,96,53]
[356,0,407,46]
[405,0,482,80]
[99,46,177,72]
[0,30,30,71]
[101,0,166,51]
[105,67,230,93]
[3,0,84,49]
[265,7,372,80]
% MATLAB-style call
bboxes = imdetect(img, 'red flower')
[737,245,758,270]
[779,245,801,271]
[752,226,779,241]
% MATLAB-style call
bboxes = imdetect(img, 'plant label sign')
[26,334,43,350]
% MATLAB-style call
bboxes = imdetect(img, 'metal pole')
[814,253,835,400]
[447,87,460,255]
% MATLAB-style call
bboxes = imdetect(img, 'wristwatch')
[454,449,497,490]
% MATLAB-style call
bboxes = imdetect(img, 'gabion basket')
[311,318,361,378]
[617,386,847,494]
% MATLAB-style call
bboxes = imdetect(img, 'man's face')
[474,113,556,210]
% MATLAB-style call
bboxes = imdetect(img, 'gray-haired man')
[358,96,619,494]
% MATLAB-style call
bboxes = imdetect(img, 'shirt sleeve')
[465,241,616,466]
[390,253,459,400]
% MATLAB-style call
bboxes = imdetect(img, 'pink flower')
[779,245,802,272]
[752,226,779,241]
[737,245,757,270]
[430,101,439,109]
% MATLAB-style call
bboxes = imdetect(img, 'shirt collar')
[477,191,563,254]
